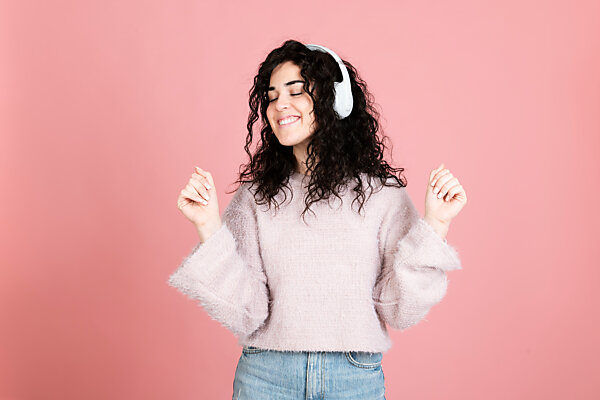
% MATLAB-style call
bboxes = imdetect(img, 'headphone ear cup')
[333,80,353,119]
[305,44,353,119]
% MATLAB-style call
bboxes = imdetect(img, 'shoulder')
[340,173,412,220]
[380,177,411,203]
[371,176,419,225]
[231,180,257,200]
[224,181,257,216]
[354,173,410,205]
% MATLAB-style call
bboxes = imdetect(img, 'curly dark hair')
[228,39,407,222]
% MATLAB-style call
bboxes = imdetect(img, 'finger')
[432,169,452,191]
[182,188,206,204]
[186,180,210,202]
[190,173,212,197]
[178,193,201,209]
[178,196,192,209]
[194,167,214,190]
[429,163,444,185]
[192,170,212,191]
[182,188,208,205]
[443,183,462,202]
[434,175,457,199]
[431,167,449,187]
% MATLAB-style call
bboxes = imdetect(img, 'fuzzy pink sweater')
[167,171,462,353]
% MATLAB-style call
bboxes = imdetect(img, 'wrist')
[196,218,222,243]
[423,215,450,241]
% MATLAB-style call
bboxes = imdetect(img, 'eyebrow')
[268,80,305,91]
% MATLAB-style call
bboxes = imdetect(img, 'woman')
[168,39,467,400]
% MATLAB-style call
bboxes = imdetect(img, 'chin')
[277,138,297,147]
[274,132,303,147]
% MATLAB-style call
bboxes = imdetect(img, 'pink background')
[2,0,599,399]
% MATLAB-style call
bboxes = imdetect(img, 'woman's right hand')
[177,166,220,229]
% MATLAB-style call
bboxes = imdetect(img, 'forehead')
[269,61,302,86]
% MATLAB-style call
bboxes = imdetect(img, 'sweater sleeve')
[167,183,270,338]
[372,186,462,331]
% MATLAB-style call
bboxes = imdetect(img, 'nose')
[273,95,290,112]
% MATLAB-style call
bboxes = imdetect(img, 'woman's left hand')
[424,163,467,224]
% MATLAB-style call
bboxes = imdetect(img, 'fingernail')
[204,183,211,190]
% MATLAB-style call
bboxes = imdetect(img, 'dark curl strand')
[227,39,408,223]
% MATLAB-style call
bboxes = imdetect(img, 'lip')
[278,115,301,124]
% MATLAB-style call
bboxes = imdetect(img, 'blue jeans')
[232,346,386,399]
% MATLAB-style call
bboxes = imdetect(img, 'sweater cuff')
[393,217,462,271]
[167,222,237,289]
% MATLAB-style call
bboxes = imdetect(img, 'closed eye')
[268,93,302,103]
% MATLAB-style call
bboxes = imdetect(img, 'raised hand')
[424,163,467,225]
[177,167,221,236]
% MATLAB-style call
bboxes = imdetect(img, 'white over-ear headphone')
[304,44,353,119]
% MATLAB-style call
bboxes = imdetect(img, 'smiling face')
[266,61,317,172]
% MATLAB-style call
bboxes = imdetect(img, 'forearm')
[167,222,269,337]
[196,218,223,243]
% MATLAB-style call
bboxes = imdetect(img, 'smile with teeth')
[279,116,300,126]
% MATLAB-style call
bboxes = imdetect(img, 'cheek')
[299,98,314,114]
[269,115,280,130]
[266,107,275,123]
